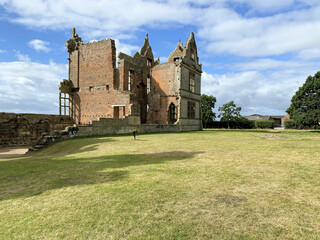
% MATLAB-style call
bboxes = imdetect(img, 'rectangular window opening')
[190,49,195,60]
[128,70,134,91]
[147,76,151,94]
[60,92,70,116]
[114,106,120,119]
[189,72,195,93]
[187,101,195,119]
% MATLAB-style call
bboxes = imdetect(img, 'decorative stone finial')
[140,33,151,56]
[66,27,82,53]
[72,28,76,39]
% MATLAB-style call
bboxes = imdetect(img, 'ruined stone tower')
[59,29,202,131]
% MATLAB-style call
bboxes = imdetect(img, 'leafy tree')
[287,71,320,128]
[201,94,216,128]
[218,101,241,129]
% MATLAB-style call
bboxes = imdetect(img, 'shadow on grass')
[0,150,202,201]
[30,137,116,158]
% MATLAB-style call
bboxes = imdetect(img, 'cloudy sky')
[0,0,320,116]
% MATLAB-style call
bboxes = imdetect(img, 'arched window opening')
[169,103,176,123]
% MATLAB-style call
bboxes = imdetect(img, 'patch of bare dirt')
[214,194,247,206]
[0,147,29,158]
[256,134,320,140]
[255,134,286,140]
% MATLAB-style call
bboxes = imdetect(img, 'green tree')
[287,71,320,128]
[218,101,242,129]
[201,94,216,128]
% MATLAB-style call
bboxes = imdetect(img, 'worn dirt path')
[0,147,29,158]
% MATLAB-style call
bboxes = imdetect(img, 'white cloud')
[114,39,140,56]
[198,5,320,57]
[0,60,67,113]
[232,58,319,71]
[28,39,51,52]
[0,49,6,53]
[230,0,295,13]
[1,0,320,58]
[1,0,320,116]
[0,0,201,40]
[202,63,319,116]
[13,50,31,62]
[296,48,320,60]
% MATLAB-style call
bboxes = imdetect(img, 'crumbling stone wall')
[0,113,74,146]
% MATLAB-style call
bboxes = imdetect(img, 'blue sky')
[1,0,320,116]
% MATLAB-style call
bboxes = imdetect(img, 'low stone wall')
[1,111,201,148]
[77,115,201,137]
[0,112,75,146]
[139,124,181,133]
[77,115,140,137]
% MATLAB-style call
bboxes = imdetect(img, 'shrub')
[229,116,255,129]
[255,120,274,129]
[206,121,227,128]
[205,117,255,129]
[284,120,296,129]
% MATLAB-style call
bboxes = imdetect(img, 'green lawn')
[1,129,320,239]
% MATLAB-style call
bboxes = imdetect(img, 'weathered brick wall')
[74,88,131,124]
[78,39,116,87]
[70,39,132,124]
[281,114,290,125]
[118,51,151,123]
[149,62,179,124]
[0,113,74,146]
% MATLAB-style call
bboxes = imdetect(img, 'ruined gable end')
[168,40,184,63]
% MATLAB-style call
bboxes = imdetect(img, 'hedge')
[204,118,255,129]
[255,120,274,129]
[284,120,296,129]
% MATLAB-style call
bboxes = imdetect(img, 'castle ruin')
[59,28,202,132]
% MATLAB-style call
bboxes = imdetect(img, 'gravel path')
[0,147,30,158]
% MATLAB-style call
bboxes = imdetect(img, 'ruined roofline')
[67,28,199,67]
[68,28,158,66]
[167,32,198,62]
[84,38,115,45]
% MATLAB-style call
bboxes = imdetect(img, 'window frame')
[147,76,151,94]
[128,70,134,91]
[169,103,176,122]
[189,72,195,93]
[190,48,195,61]
[187,101,196,119]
